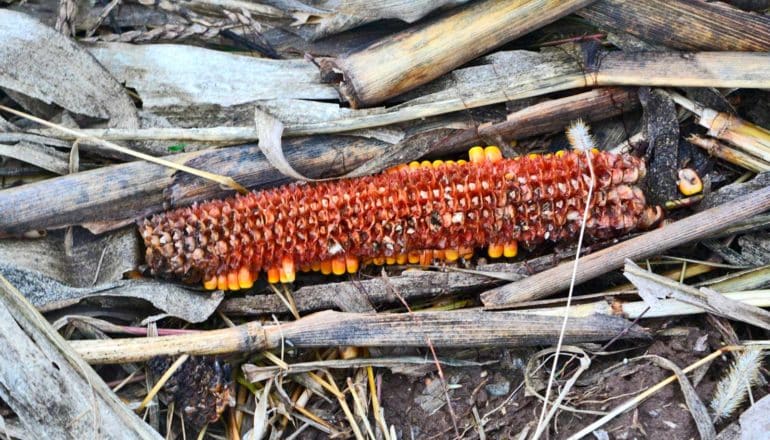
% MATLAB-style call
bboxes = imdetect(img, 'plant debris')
[1,1,770,439]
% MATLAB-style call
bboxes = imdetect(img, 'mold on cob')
[140,140,658,291]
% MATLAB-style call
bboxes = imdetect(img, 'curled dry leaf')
[254,108,317,182]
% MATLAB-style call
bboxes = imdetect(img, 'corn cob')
[140,146,657,291]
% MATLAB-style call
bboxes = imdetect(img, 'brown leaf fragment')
[639,87,681,205]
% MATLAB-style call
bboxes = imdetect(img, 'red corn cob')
[140,147,655,290]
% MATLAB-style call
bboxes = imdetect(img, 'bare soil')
[369,319,764,439]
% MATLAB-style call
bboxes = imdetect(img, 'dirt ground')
[367,319,764,440]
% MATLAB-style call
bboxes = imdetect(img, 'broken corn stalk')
[687,134,770,173]
[669,91,770,164]
[140,143,655,290]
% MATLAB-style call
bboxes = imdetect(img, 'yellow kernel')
[420,160,432,168]
[203,277,218,290]
[279,267,294,283]
[346,256,359,273]
[227,272,240,291]
[677,168,703,196]
[419,251,432,267]
[488,244,504,259]
[409,161,420,169]
[484,146,502,163]
[320,260,332,275]
[396,253,408,264]
[281,257,295,281]
[407,251,420,264]
[267,267,280,284]
[444,249,460,262]
[332,257,346,275]
[504,242,518,258]
[238,267,253,289]
[217,274,228,291]
[432,160,444,167]
[469,146,485,163]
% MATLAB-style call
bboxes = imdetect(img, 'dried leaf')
[244,379,272,440]
[0,228,221,323]
[737,394,770,440]
[89,43,337,109]
[624,260,770,331]
[0,141,70,175]
[0,10,139,129]
[1,267,222,324]
[0,228,140,288]
[254,109,315,181]
[286,0,471,40]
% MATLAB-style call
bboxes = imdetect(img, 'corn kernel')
[484,146,502,162]
[226,272,240,290]
[238,267,253,289]
[677,168,703,196]
[504,242,518,258]
[469,146,485,163]
[267,267,280,284]
[346,256,359,273]
[332,257,346,275]
[217,274,228,290]
[488,244,504,259]
[203,277,218,290]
